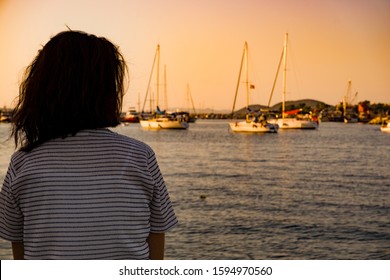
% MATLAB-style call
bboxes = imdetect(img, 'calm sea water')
[0,121,389,259]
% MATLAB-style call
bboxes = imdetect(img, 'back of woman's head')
[12,30,127,151]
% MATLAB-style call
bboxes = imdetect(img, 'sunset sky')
[1,0,389,111]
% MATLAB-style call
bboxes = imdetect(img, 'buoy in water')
[200,194,206,199]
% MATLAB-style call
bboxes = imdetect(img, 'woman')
[0,30,178,259]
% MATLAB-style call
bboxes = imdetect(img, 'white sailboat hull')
[140,118,189,129]
[380,123,390,132]
[269,118,318,129]
[229,121,278,133]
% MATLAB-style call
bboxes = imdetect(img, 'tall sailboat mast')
[282,33,288,119]
[343,80,352,118]
[267,49,284,108]
[164,64,168,110]
[231,41,248,117]
[187,83,197,115]
[156,44,160,109]
[142,44,160,112]
[245,42,249,108]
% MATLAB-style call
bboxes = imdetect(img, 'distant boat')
[184,83,197,123]
[120,107,140,123]
[140,113,189,129]
[343,114,358,124]
[268,33,318,129]
[229,42,278,133]
[0,112,11,122]
[139,45,189,130]
[380,119,390,132]
[342,80,359,123]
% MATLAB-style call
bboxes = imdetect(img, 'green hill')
[270,99,330,111]
[233,99,330,118]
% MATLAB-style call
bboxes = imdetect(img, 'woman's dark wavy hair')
[12,30,127,151]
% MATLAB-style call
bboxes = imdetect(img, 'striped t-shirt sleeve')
[0,162,23,242]
[147,150,178,232]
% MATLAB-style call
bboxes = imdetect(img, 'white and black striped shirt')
[0,128,178,259]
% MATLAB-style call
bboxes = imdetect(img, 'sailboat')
[342,80,358,123]
[229,42,278,133]
[139,45,189,129]
[268,33,318,129]
[380,119,390,132]
[173,83,197,123]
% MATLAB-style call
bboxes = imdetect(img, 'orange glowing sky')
[0,0,389,111]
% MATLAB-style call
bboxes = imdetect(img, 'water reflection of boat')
[229,42,278,133]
